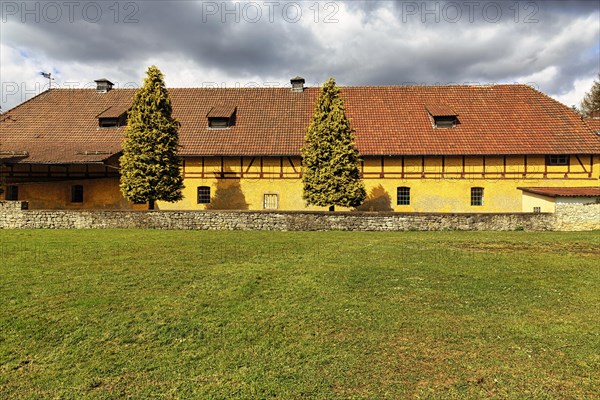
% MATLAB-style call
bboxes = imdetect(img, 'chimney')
[94,78,114,93]
[290,76,305,92]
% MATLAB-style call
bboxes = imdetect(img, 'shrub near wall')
[0,201,575,231]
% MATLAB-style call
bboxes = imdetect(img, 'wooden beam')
[380,156,385,178]
[280,156,284,178]
[202,157,205,179]
[245,157,256,174]
[240,157,244,178]
[260,156,263,178]
[503,156,506,177]
[287,157,297,173]
[441,155,445,178]
[574,155,588,173]
[523,155,527,177]
[401,156,405,179]
[482,156,486,177]
[461,156,465,178]
[421,156,425,178]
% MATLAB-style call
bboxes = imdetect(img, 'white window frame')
[263,193,279,210]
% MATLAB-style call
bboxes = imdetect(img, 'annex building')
[1,77,599,213]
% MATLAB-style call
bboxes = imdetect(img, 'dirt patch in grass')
[450,241,600,255]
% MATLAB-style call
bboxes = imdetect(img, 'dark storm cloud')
[1,0,598,109]
[2,1,323,71]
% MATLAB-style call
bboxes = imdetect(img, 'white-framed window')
[263,193,278,210]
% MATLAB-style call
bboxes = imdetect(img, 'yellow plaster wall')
[1,178,142,210]
[521,193,556,213]
[4,155,598,212]
[156,155,600,213]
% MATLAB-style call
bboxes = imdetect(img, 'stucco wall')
[521,192,556,213]
[3,200,597,231]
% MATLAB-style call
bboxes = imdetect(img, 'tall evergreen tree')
[302,77,366,211]
[120,66,184,209]
[580,74,600,117]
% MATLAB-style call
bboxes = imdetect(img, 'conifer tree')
[302,77,366,211]
[120,66,184,209]
[580,74,600,117]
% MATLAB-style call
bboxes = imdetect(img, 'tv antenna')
[40,72,55,89]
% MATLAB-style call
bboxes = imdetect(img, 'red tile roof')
[425,103,457,117]
[1,84,599,163]
[584,118,600,133]
[97,105,129,119]
[206,105,236,118]
[518,187,600,197]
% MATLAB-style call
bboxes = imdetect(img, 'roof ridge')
[36,83,539,91]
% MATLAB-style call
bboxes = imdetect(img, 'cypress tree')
[120,66,184,209]
[302,77,366,211]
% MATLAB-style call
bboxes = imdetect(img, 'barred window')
[197,186,211,204]
[263,194,278,210]
[71,185,84,203]
[397,187,410,205]
[470,187,484,206]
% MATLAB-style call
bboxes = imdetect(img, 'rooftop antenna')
[40,72,55,90]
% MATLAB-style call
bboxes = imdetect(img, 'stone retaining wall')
[2,200,585,231]
[553,202,600,231]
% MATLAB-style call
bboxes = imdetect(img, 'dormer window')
[99,117,119,128]
[97,106,128,128]
[425,104,458,128]
[209,118,230,129]
[207,105,236,129]
[433,116,456,128]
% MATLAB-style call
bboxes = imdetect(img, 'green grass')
[0,230,598,399]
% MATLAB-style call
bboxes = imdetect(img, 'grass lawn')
[0,230,598,399]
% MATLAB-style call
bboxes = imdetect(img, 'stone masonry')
[3,200,596,231]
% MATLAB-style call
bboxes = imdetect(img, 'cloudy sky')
[1,0,598,111]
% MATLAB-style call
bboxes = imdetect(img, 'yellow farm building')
[1,78,599,212]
